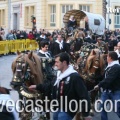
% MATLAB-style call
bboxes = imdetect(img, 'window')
[50,5,56,27]
[114,6,120,28]
[79,5,90,12]
[25,6,35,27]
[0,9,5,26]
[61,5,73,27]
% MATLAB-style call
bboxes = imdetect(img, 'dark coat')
[37,51,52,58]
[36,72,91,118]
[37,51,55,82]
[98,64,120,91]
[49,41,70,56]
[67,20,77,28]
[108,39,118,51]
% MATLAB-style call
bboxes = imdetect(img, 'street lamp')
[8,0,11,30]
[107,0,110,30]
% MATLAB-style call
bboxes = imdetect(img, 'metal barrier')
[0,39,39,55]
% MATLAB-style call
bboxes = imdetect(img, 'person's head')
[57,34,62,42]
[40,41,49,52]
[41,32,45,36]
[55,52,70,72]
[70,15,74,20]
[46,33,51,38]
[29,31,32,34]
[107,51,118,63]
[117,42,120,51]
[110,35,115,40]
[97,37,102,42]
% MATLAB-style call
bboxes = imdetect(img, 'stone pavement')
[0,54,120,120]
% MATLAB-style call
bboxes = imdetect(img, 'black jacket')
[37,51,55,80]
[98,64,120,91]
[37,51,52,58]
[67,20,77,28]
[49,41,70,56]
[108,39,118,51]
[36,73,90,118]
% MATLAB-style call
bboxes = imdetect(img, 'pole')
[8,0,11,30]
[108,0,110,30]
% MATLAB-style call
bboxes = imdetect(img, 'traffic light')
[31,16,36,24]
[109,18,111,24]
[33,17,36,24]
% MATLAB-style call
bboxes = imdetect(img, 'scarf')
[55,40,63,50]
[39,50,51,58]
[54,65,77,86]
[0,94,19,120]
[40,35,46,39]
[69,19,76,22]
[105,60,119,70]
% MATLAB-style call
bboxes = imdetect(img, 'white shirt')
[115,49,120,58]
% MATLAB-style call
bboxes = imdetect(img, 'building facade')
[106,0,120,30]
[0,0,119,31]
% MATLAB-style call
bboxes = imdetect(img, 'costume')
[36,65,91,119]
[49,40,70,56]
[67,19,77,31]
[37,50,55,81]
[96,41,108,54]
[98,60,120,120]
[37,50,52,58]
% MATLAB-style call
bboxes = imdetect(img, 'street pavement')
[0,54,120,120]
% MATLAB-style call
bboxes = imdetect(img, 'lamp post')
[108,0,110,30]
[8,0,11,30]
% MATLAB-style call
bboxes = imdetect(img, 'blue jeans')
[100,90,120,120]
[53,110,72,120]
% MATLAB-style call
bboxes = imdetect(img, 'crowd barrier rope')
[0,39,39,55]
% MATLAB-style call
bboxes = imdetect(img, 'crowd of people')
[0,25,120,52]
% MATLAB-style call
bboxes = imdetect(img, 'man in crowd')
[37,41,52,58]
[94,51,120,120]
[67,15,77,31]
[49,34,70,56]
[115,42,120,63]
[96,37,108,54]
[108,35,118,51]
[29,52,91,120]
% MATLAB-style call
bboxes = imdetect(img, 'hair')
[55,52,70,65]
[40,41,49,48]
[46,33,51,37]
[57,34,62,38]
[91,34,95,40]
[108,51,118,60]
